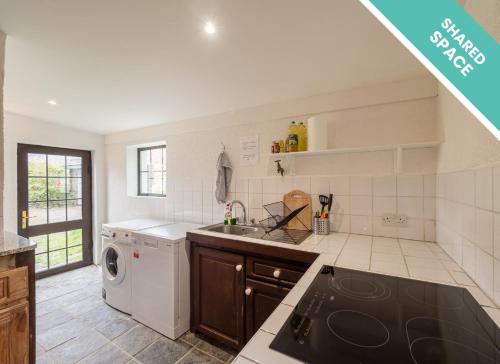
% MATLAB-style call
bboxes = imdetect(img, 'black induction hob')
[270,265,500,364]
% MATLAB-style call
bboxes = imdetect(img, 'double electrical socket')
[382,214,408,227]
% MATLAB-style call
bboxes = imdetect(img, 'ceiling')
[0,0,427,135]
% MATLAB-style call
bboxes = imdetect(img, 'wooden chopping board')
[283,190,312,231]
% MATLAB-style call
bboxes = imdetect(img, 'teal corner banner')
[360,0,500,140]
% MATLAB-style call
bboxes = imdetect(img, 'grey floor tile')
[113,324,162,356]
[48,328,108,364]
[65,294,103,315]
[96,316,138,340]
[78,342,132,364]
[37,318,91,351]
[134,337,191,364]
[37,309,74,334]
[36,352,55,364]
[177,348,221,364]
[196,340,234,363]
[179,331,202,346]
[78,302,125,327]
[36,342,45,356]
[37,290,91,317]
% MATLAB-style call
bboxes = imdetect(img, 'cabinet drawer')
[246,257,307,287]
[0,267,28,306]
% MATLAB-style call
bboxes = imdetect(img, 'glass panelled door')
[18,144,93,278]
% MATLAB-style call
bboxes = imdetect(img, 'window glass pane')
[68,229,82,247]
[49,250,66,268]
[151,148,163,171]
[47,155,66,177]
[66,156,82,177]
[49,200,66,223]
[67,178,82,199]
[140,150,150,171]
[29,177,47,202]
[150,172,164,195]
[49,232,66,251]
[68,245,83,264]
[162,148,166,168]
[67,199,82,221]
[28,153,46,176]
[29,202,47,226]
[33,235,48,254]
[35,254,48,271]
[48,178,66,200]
[140,172,148,194]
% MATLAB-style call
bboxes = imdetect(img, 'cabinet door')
[0,301,29,364]
[245,278,290,340]
[192,246,245,349]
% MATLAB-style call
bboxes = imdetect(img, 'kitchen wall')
[434,0,500,306]
[3,112,106,263]
[105,76,439,241]
[0,30,5,229]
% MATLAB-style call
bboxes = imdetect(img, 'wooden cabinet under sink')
[188,232,317,350]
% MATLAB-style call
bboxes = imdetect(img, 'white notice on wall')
[240,135,259,166]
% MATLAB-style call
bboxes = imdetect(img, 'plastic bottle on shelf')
[298,122,308,152]
[288,121,299,152]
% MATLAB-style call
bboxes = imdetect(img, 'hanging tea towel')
[215,151,233,204]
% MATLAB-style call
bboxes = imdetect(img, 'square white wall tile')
[373,176,396,196]
[460,204,476,243]
[331,196,349,215]
[462,238,476,278]
[476,209,494,255]
[276,176,294,194]
[262,178,278,194]
[373,197,396,216]
[373,218,398,238]
[235,178,249,193]
[248,178,262,194]
[423,197,436,219]
[311,176,330,195]
[248,193,263,209]
[475,168,493,210]
[329,176,350,195]
[350,176,372,195]
[494,165,500,213]
[458,171,475,205]
[424,220,436,242]
[495,259,500,304]
[293,176,311,193]
[398,197,424,219]
[331,214,350,233]
[424,175,436,197]
[350,215,372,235]
[397,175,423,197]
[494,213,500,260]
[350,196,373,216]
[398,219,424,241]
[475,248,494,298]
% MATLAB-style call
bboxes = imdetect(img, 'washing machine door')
[102,243,126,285]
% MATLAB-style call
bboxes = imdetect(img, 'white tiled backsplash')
[165,174,437,242]
[435,163,500,306]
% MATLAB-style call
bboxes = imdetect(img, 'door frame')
[17,143,93,279]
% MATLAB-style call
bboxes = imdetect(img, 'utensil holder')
[313,218,330,235]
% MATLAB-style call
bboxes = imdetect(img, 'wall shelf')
[264,141,441,174]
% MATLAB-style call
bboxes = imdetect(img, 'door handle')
[273,269,281,278]
[245,288,252,296]
[21,210,36,230]
[235,264,243,272]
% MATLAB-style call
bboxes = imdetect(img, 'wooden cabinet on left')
[0,301,29,363]
[0,250,35,364]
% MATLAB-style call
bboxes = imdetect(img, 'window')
[138,145,166,196]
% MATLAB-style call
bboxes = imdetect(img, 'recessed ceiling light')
[204,22,216,34]
[48,100,57,106]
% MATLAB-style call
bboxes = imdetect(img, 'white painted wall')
[3,112,106,263]
[434,1,500,306]
[0,31,5,229]
[105,76,439,239]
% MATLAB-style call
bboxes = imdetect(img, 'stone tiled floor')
[36,265,236,364]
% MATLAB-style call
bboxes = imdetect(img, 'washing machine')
[131,223,204,339]
[101,219,170,314]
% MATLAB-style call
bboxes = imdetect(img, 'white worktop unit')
[190,229,500,364]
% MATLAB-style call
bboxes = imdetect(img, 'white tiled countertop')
[190,229,500,364]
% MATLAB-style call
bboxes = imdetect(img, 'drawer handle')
[245,288,252,296]
[235,264,243,272]
[273,269,281,278]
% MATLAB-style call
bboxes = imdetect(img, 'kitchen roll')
[307,115,330,151]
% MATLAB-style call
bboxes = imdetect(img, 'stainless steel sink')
[204,224,259,236]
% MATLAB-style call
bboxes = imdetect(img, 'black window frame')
[137,145,167,197]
